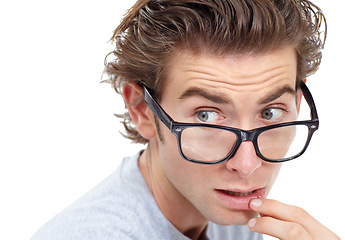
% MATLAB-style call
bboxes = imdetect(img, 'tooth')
[225,190,254,196]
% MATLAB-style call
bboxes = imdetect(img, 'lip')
[215,188,265,210]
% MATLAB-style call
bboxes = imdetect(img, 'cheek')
[158,128,208,196]
[158,127,183,175]
[159,129,190,181]
[264,163,282,195]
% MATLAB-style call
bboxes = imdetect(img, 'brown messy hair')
[103,0,327,144]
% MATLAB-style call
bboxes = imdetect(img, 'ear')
[122,83,157,140]
[296,78,307,114]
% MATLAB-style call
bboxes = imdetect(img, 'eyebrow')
[179,88,230,104]
[259,85,296,104]
[179,85,296,105]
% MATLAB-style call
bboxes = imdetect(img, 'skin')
[123,48,340,240]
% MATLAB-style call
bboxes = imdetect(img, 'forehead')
[161,48,297,102]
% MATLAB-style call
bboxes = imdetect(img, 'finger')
[249,198,340,239]
[249,198,318,230]
[248,216,312,240]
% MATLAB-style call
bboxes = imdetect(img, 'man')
[31,0,340,239]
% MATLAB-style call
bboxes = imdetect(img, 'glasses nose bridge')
[239,130,256,143]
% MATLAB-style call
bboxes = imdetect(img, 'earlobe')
[122,83,157,140]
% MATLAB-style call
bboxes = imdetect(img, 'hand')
[247,198,340,240]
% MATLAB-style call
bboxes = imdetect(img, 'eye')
[197,111,221,123]
[261,108,284,121]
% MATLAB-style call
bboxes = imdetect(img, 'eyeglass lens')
[180,124,310,162]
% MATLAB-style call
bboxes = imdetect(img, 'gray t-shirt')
[31,152,263,240]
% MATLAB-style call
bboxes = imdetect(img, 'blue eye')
[197,111,219,123]
[261,108,283,121]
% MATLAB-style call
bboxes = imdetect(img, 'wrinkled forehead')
[160,47,298,100]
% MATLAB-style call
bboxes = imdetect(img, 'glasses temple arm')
[142,86,174,130]
[299,81,319,120]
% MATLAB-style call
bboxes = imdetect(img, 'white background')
[0,1,344,239]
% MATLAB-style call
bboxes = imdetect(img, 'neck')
[138,144,209,240]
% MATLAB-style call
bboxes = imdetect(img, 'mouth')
[215,188,265,210]
[222,190,255,197]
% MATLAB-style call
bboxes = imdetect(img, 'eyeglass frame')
[141,80,319,164]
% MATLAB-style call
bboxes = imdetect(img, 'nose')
[225,141,262,178]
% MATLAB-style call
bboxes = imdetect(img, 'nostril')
[225,141,262,177]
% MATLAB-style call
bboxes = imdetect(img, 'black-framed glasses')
[142,81,319,164]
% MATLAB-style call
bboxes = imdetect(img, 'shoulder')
[30,152,155,240]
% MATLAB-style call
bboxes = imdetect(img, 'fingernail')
[250,198,262,208]
[248,218,257,228]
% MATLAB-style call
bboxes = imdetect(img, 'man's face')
[150,48,299,225]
